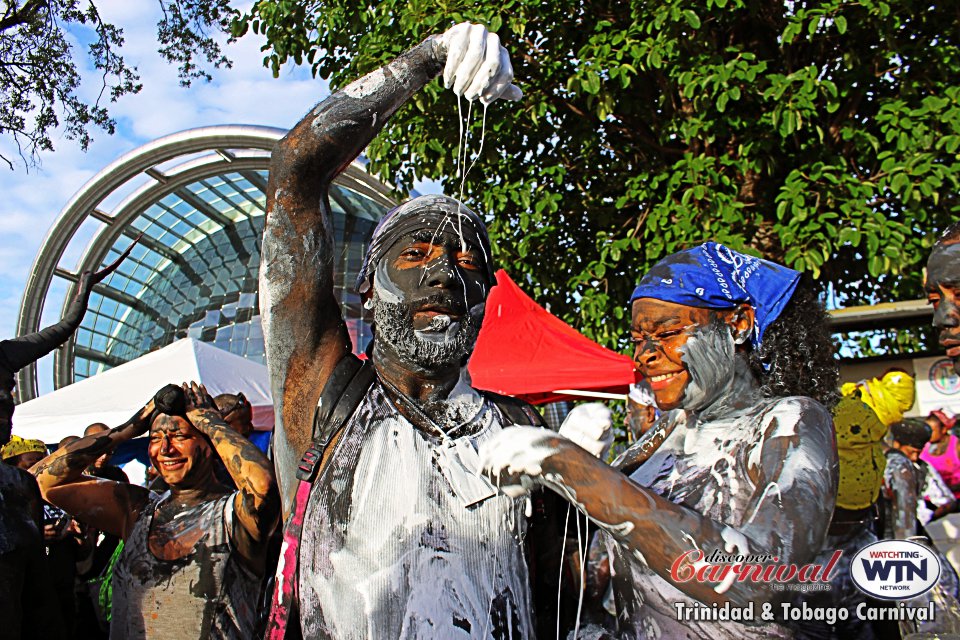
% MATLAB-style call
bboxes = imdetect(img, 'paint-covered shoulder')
[760,395,834,441]
[884,452,914,481]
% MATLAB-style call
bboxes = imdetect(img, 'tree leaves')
[237,0,960,351]
[0,0,235,169]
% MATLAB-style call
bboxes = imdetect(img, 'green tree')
[236,0,960,349]
[0,0,235,169]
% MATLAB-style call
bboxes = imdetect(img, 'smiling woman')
[481,242,840,639]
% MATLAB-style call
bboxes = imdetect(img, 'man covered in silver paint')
[261,21,598,639]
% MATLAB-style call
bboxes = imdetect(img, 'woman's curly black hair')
[744,278,839,408]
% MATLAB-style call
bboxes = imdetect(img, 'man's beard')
[372,294,482,374]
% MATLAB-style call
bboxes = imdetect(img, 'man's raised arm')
[32,400,155,539]
[260,22,520,513]
[182,382,280,572]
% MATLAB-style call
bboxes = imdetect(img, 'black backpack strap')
[483,390,547,427]
[295,354,375,483]
[266,355,376,639]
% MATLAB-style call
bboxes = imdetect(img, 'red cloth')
[468,270,639,405]
[933,409,958,430]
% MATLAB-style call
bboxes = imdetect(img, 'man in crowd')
[884,419,934,540]
[625,381,659,441]
[31,382,280,639]
[214,392,254,438]
[927,221,960,375]
[82,423,128,483]
[260,20,606,638]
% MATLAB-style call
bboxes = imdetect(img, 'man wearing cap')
[214,393,254,439]
[260,21,602,639]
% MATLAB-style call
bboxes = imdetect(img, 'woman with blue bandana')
[482,243,839,639]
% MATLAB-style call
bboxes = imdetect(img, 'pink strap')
[265,479,312,639]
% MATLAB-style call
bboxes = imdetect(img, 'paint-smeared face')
[84,423,112,469]
[927,241,960,374]
[631,298,736,411]
[148,415,214,487]
[371,227,489,372]
[896,442,924,463]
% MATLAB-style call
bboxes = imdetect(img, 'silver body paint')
[679,322,761,416]
[298,381,535,639]
[600,323,834,638]
[607,396,828,639]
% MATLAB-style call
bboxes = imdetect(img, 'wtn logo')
[860,559,927,583]
[851,540,940,600]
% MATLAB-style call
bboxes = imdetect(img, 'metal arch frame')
[54,154,272,390]
[16,125,399,400]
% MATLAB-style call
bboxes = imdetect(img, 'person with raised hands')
[31,382,279,639]
[259,19,602,639]
[0,243,135,640]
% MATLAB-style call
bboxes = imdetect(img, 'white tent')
[12,338,274,444]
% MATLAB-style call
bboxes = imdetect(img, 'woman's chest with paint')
[630,415,766,522]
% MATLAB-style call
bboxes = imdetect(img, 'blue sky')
[0,2,331,392]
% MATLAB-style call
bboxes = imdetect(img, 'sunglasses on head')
[221,393,249,417]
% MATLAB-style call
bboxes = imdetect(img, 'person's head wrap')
[841,370,915,427]
[890,418,932,449]
[356,195,494,294]
[932,409,958,431]
[628,382,658,408]
[629,242,800,348]
[1,435,47,461]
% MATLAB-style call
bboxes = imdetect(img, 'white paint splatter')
[342,68,388,99]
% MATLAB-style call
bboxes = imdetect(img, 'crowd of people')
[0,18,959,640]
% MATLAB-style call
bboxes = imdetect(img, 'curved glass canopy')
[16,126,395,398]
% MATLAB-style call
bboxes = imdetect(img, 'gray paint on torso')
[111,493,260,640]
[607,397,827,640]
[298,381,535,639]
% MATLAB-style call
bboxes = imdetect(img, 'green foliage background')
[236,0,960,349]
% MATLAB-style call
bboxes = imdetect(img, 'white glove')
[559,402,613,459]
[439,22,523,104]
[478,426,556,497]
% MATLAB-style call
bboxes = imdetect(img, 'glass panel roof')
[73,170,388,381]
